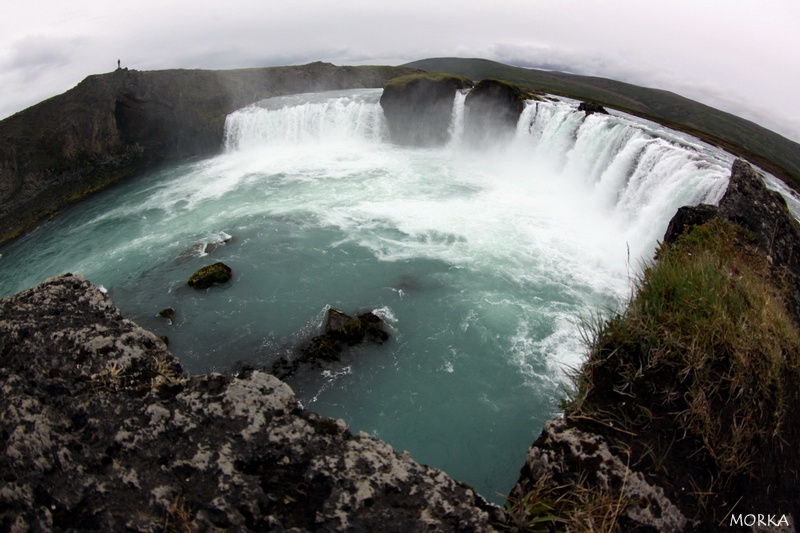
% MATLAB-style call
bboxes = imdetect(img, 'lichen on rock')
[0,274,502,531]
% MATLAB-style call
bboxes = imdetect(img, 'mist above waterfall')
[0,87,735,502]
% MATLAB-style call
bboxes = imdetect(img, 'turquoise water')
[0,89,734,501]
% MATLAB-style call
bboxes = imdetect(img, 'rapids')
[0,88,748,501]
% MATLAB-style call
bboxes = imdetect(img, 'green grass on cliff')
[575,219,800,470]
[506,219,800,530]
[383,71,473,90]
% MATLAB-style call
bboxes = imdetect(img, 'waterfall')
[223,89,388,151]
[512,98,731,257]
[221,88,734,260]
[447,90,468,146]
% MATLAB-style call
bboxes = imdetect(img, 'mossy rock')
[187,262,232,289]
[301,335,344,363]
[325,308,365,345]
[272,308,391,380]
[383,72,473,92]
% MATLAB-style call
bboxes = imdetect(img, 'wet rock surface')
[272,308,390,380]
[577,100,609,115]
[0,274,503,531]
[187,261,233,289]
[463,79,529,144]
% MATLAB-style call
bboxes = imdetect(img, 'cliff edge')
[0,274,503,531]
[0,63,419,245]
[508,161,800,531]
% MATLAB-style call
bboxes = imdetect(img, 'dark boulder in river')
[577,100,609,115]
[187,261,232,289]
[272,308,391,379]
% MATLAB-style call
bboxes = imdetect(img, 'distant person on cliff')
[117,59,120,69]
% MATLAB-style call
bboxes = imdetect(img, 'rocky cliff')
[379,74,533,148]
[0,63,419,244]
[0,274,504,531]
[509,161,800,531]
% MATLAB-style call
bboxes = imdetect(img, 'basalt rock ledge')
[0,274,503,531]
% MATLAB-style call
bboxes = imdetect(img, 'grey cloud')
[3,35,85,75]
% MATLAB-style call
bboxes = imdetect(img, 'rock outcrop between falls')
[379,74,532,148]
[379,72,473,146]
[509,160,800,530]
[0,274,504,531]
[0,63,419,245]
[463,79,531,144]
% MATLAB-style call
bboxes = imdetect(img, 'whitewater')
[0,87,757,501]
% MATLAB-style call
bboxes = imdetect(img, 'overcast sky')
[2,0,799,142]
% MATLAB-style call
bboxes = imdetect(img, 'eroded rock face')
[463,79,529,145]
[380,73,473,146]
[510,418,689,533]
[0,274,503,531]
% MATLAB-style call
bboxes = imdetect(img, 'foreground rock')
[379,73,473,146]
[0,274,503,531]
[0,63,419,245]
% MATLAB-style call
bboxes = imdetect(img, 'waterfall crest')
[221,88,734,260]
[224,89,387,150]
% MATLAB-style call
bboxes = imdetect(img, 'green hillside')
[405,58,800,190]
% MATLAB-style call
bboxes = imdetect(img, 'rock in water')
[187,261,232,289]
[358,311,390,343]
[577,100,608,115]
[272,308,391,379]
[0,274,504,531]
[325,308,366,345]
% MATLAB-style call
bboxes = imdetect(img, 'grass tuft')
[572,219,800,476]
[510,218,800,529]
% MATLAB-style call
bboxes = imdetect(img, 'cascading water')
[0,88,747,502]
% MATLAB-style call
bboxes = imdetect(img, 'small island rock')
[187,262,232,289]
[577,100,609,115]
